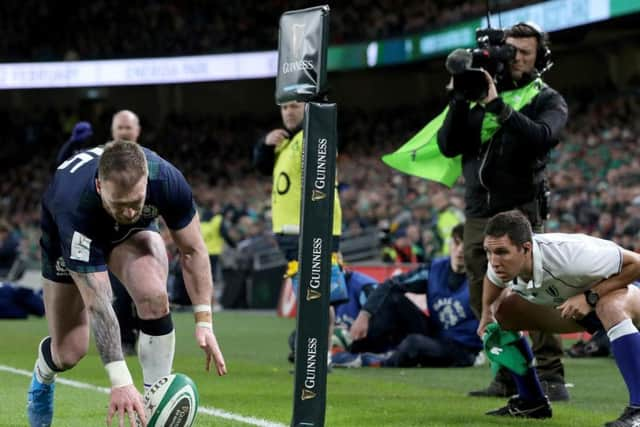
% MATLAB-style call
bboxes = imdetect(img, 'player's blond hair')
[98,140,148,187]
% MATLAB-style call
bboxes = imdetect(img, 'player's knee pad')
[139,313,174,336]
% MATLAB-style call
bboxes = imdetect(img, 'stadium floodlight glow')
[0,0,637,90]
[479,0,611,32]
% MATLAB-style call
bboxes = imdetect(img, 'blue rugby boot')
[27,369,55,427]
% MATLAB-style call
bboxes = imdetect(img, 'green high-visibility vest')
[382,79,544,187]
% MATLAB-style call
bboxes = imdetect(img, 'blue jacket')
[335,270,377,326]
[363,257,481,350]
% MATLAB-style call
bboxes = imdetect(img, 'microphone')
[445,49,473,75]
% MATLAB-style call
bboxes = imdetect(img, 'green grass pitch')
[0,311,628,426]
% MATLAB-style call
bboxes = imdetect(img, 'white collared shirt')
[487,233,623,306]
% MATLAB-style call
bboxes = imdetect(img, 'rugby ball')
[142,373,199,427]
[331,326,353,352]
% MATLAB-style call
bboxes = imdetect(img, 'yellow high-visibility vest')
[272,130,342,236]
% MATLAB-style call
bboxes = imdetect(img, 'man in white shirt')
[479,210,640,427]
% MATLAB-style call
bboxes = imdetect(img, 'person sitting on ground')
[287,268,378,363]
[334,223,483,368]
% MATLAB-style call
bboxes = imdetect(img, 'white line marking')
[1,364,286,427]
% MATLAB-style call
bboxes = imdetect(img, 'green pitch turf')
[0,311,628,426]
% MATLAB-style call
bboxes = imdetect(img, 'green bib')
[382,79,544,187]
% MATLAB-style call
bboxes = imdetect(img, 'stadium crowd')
[1,87,639,271]
[1,0,539,62]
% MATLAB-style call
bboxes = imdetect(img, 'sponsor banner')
[275,6,330,104]
[291,102,336,427]
[0,51,278,89]
[3,1,638,90]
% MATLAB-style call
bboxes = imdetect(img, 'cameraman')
[437,23,569,400]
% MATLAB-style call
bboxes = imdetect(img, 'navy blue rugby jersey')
[41,146,195,273]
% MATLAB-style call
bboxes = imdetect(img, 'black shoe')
[540,380,570,402]
[583,339,610,357]
[566,340,587,357]
[567,339,610,358]
[486,395,552,419]
[604,406,640,426]
[469,380,517,398]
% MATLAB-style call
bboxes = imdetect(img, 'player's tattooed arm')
[70,271,124,364]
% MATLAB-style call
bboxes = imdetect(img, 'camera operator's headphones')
[511,22,553,75]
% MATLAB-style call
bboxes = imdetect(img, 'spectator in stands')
[111,110,141,142]
[405,223,426,262]
[55,121,93,167]
[437,22,570,400]
[0,219,21,279]
[334,223,482,368]
[3,87,640,292]
[0,0,537,62]
[200,201,236,286]
[431,188,465,255]
[381,226,419,264]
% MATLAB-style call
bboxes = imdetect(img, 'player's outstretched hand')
[195,326,227,376]
[107,384,146,427]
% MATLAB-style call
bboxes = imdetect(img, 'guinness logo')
[282,23,314,74]
[292,24,306,58]
[301,389,316,400]
[311,189,326,201]
[306,289,321,301]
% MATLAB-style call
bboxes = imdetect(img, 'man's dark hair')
[507,22,549,47]
[451,223,464,242]
[485,210,533,246]
[98,140,148,186]
[507,22,551,73]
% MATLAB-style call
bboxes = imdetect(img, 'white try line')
[0,364,286,427]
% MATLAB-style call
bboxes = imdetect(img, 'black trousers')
[464,217,564,381]
[384,333,478,367]
[350,292,429,354]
